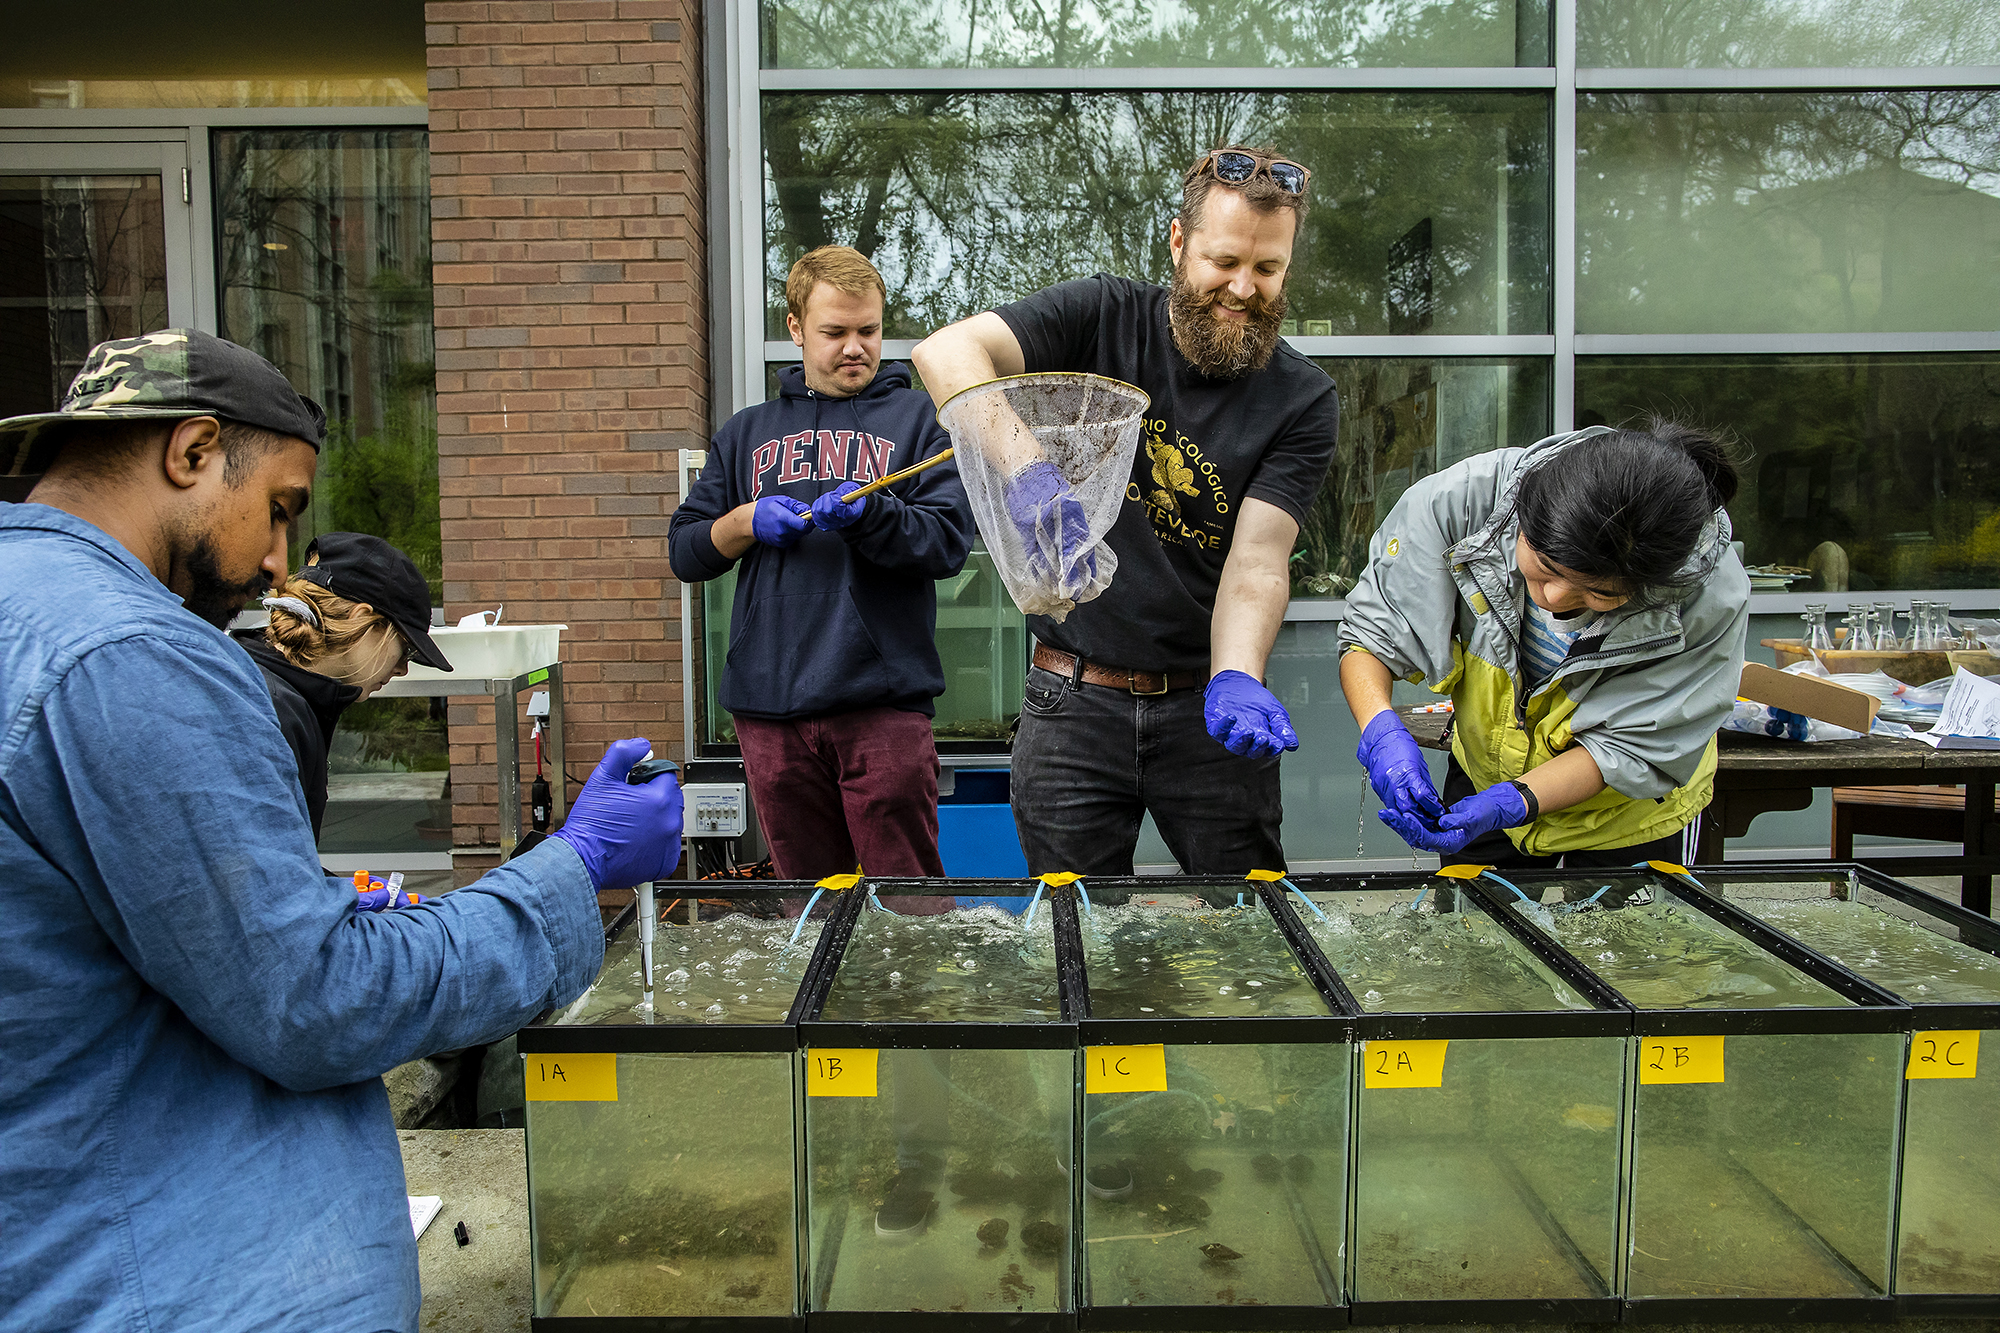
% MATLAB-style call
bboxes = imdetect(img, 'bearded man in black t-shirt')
[913,146,1339,877]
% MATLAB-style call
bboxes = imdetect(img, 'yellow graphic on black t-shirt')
[1148,435,1199,515]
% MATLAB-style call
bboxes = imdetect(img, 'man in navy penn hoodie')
[669,247,973,880]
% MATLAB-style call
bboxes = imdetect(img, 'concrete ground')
[400,1129,532,1333]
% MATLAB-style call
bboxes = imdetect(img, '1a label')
[1907,1030,1979,1080]
[1639,1034,1724,1084]
[1085,1044,1168,1093]
[1364,1039,1450,1089]
[806,1048,879,1097]
[524,1052,617,1101]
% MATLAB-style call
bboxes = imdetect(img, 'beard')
[1168,260,1287,379]
[178,529,273,630]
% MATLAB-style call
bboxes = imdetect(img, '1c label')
[1640,1034,1724,1084]
[1907,1030,1979,1080]
[1085,1044,1168,1093]
[524,1053,618,1102]
[806,1048,879,1097]
[1364,1039,1450,1089]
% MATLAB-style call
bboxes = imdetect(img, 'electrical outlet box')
[682,783,748,839]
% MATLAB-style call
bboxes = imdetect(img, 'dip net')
[937,373,1148,621]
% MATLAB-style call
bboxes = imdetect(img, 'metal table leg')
[545,662,567,824]
[497,683,521,860]
[1963,778,1994,917]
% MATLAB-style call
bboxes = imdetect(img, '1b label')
[1363,1039,1449,1089]
[1640,1034,1724,1084]
[806,1048,879,1097]
[1907,1030,1979,1080]
[524,1052,618,1101]
[1085,1044,1167,1093]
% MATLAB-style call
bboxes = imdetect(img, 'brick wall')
[425,0,706,878]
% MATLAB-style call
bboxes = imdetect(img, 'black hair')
[1513,417,1741,600]
[43,415,294,487]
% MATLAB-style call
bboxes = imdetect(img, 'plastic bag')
[937,373,1149,621]
[1724,660,1921,741]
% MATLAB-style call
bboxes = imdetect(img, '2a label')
[524,1052,618,1101]
[1907,1030,1979,1080]
[806,1048,879,1097]
[1639,1034,1724,1084]
[1363,1039,1449,1089]
[1085,1044,1167,1093]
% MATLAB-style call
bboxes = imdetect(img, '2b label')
[1639,1034,1724,1084]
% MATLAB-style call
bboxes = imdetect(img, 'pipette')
[625,755,682,1012]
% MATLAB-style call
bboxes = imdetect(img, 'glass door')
[0,140,194,495]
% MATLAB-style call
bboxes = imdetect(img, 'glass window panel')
[0,175,168,422]
[317,698,452,856]
[1576,91,2000,335]
[214,129,440,597]
[764,91,1551,339]
[1579,0,2000,69]
[1293,356,1550,598]
[0,0,423,108]
[1576,353,2000,591]
[764,0,1549,69]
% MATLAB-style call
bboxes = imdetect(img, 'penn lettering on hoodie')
[668,362,975,721]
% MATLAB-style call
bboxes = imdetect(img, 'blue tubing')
[1022,881,1047,932]
[1411,885,1430,909]
[1280,876,1329,922]
[786,888,824,948]
[867,891,904,916]
[1480,870,1536,904]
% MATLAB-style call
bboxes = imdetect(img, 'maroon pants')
[733,706,943,881]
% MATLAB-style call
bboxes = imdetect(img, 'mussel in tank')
[976,1217,1009,1249]
[1200,1242,1243,1264]
[1020,1219,1063,1257]
[1251,1151,1282,1183]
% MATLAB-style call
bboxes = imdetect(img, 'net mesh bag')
[938,373,1149,621]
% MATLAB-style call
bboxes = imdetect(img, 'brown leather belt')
[1032,642,1203,695]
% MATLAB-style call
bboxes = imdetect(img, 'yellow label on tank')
[1907,1030,1979,1079]
[524,1052,617,1101]
[1038,872,1083,886]
[1434,864,1491,880]
[1639,1034,1724,1084]
[1364,1039,1450,1088]
[1244,869,1286,882]
[806,1048,878,1096]
[1085,1044,1168,1093]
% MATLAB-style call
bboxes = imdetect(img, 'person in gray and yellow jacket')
[1339,420,1750,869]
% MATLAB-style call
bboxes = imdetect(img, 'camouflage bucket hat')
[0,328,326,478]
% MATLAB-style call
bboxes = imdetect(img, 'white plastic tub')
[404,624,565,683]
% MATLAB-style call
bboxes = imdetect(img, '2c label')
[1907,1030,1979,1080]
[806,1048,879,1097]
[1639,1035,1724,1084]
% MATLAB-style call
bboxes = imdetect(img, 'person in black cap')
[233,532,455,838]
[0,328,682,1332]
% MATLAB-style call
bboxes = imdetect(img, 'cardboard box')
[1739,662,1881,734]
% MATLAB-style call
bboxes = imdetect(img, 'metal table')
[1398,708,2000,915]
[374,664,565,861]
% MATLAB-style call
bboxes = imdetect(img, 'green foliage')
[335,697,450,773]
[315,404,443,600]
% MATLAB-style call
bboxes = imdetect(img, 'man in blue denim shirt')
[0,331,682,1331]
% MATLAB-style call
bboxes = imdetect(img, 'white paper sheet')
[1916,668,2000,748]
[409,1195,443,1239]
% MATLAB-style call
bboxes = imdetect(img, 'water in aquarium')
[529,1051,798,1318]
[1351,1036,1627,1303]
[1511,879,1850,1010]
[555,910,822,1026]
[1721,884,2000,1004]
[1078,896,1331,1018]
[819,900,1059,1022]
[1300,883,1594,1013]
[1082,1042,1348,1311]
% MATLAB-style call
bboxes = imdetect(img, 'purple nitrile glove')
[1387,780,1532,856]
[751,495,812,548]
[1003,460,1097,591]
[810,480,868,531]
[1355,710,1446,824]
[1204,669,1300,759]
[551,738,686,890]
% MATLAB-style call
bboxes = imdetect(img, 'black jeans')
[1011,665,1285,876]
[1439,755,1697,870]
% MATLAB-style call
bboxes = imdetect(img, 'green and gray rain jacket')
[1343,429,1751,855]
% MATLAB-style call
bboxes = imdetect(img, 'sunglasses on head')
[1188,147,1310,196]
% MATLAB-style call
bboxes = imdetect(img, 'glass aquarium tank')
[797,881,1075,1320]
[1704,864,2000,1311]
[1285,871,1631,1319]
[519,881,841,1322]
[1496,865,1907,1317]
[1069,877,1352,1321]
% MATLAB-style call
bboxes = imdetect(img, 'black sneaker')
[873,1183,936,1241]
[1084,1163,1134,1201]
